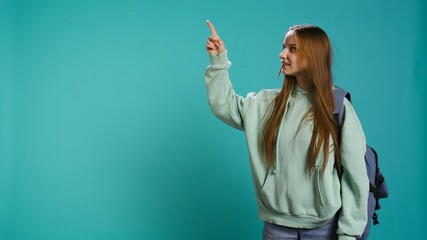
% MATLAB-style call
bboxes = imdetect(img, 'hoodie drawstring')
[274,122,283,174]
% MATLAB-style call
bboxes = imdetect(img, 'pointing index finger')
[206,20,218,36]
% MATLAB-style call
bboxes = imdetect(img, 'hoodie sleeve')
[204,52,247,131]
[337,98,370,240]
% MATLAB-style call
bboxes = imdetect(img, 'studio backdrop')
[1,0,426,239]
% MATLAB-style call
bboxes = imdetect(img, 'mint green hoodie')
[205,52,369,240]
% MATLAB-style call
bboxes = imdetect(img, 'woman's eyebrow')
[283,43,297,48]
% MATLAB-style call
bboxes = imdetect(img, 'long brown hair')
[260,25,340,175]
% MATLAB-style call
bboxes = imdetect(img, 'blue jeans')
[262,216,338,240]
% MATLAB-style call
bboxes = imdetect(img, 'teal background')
[1,0,426,239]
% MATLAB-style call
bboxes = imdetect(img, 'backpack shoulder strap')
[333,86,351,127]
[333,86,351,180]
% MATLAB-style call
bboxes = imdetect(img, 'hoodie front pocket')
[260,169,280,211]
[261,169,273,196]
[259,166,328,218]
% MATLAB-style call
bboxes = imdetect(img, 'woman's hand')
[206,20,226,54]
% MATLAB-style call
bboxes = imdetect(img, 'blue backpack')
[333,87,389,240]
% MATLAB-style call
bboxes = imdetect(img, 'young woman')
[204,20,369,240]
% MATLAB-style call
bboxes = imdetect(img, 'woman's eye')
[290,47,296,52]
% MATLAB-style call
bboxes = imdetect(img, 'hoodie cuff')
[208,51,230,68]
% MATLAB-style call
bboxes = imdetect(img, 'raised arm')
[204,20,246,130]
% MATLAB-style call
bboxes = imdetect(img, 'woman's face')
[279,31,305,78]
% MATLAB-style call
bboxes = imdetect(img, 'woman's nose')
[279,49,287,59]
